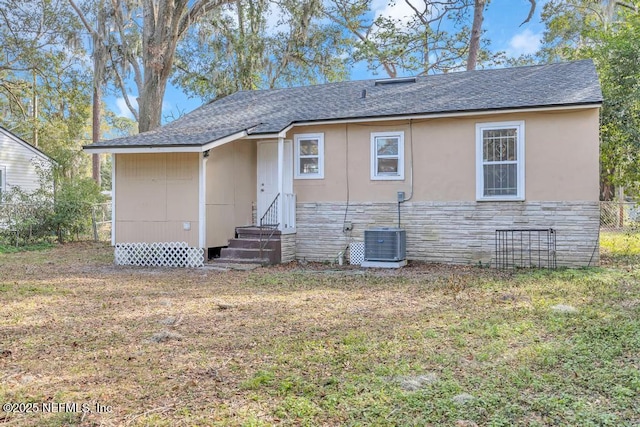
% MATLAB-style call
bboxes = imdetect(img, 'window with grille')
[294,133,324,179]
[476,121,525,201]
[371,131,404,180]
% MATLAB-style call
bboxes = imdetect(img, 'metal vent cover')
[364,228,406,261]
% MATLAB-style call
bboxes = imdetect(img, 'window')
[476,121,525,201]
[294,133,324,179]
[371,131,404,180]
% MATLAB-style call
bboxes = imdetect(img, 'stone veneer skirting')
[281,233,297,263]
[294,201,600,267]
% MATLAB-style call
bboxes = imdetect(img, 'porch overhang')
[82,130,249,154]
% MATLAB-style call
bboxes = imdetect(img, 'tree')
[68,0,110,186]
[0,0,86,135]
[326,0,537,78]
[539,0,640,198]
[0,0,93,179]
[69,0,233,133]
[327,0,483,77]
[466,0,486,70]
[466,0,537,70]
[596,5,640,198]
[173,0,349,99]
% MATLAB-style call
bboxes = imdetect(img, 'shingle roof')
[87,60,602,149]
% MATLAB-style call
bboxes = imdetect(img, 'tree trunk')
[107,0,229,133]
[91,85,101,187]
[92,12,105,187]
[467,0,486,71]
[137,0,186,132]
[138,72,171,132]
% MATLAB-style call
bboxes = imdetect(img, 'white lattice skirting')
[349,242,365,265]
[115,242,204,268]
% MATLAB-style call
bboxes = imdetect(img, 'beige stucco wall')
[205,140,256,247]
[288,109,600,203]
[113,107,599,264]
[115,153,199,247]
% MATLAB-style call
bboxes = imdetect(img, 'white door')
[257,141,279,224]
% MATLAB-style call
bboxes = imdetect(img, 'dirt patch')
[150,330,184,343]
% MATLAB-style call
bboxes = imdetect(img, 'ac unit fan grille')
[364,228,406,262]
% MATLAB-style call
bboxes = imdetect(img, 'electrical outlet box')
[397,191,405,202]
[343,221,353,232]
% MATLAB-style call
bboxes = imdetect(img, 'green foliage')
[100,154,112,191]
[0,242,53,254]
[596,8,640,197]
[0,0,90,152]
[0,167,55,246]
[324,0,515,77]
[539,0,640,199]
[173,0,350,100]
[0,168,105,246]
[600,231,640,267]
[52,177,105,242]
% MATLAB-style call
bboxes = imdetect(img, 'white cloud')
[372,0,416,25]
[507,28,542,56]
[115,96,138,119]
[265,1,287,35]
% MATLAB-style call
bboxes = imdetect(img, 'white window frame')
[370,131,405,180]
[294,133,324,179]
[476,121,525,201]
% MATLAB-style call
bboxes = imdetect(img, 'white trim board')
[199,155,208,248]
[111,154,116,246]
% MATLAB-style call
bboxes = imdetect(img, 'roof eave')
[83,130,249,154]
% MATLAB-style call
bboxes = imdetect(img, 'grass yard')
[0,239,639,426]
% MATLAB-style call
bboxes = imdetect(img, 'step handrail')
[259,194,280,262]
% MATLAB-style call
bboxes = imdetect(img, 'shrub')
[0,186,55,246]
[0,174,105,246]
[52,177,105,243]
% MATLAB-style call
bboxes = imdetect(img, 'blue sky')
[110,0,549,124]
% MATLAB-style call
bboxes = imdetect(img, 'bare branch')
[68,0,99,37]
[322,9,396,77]
[112,69,139,121]
[178,0,230,38]
[405,0,427,25]
[615,1,639,12]
[111,0,143,96]
[520,0,536,26]
[0,83,28,118]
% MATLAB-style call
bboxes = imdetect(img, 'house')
[84,60,602,268]
[0,126,54,201]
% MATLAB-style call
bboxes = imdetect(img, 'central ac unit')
[364,228,406,262]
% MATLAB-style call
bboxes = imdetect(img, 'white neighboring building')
[0,126,54,201]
